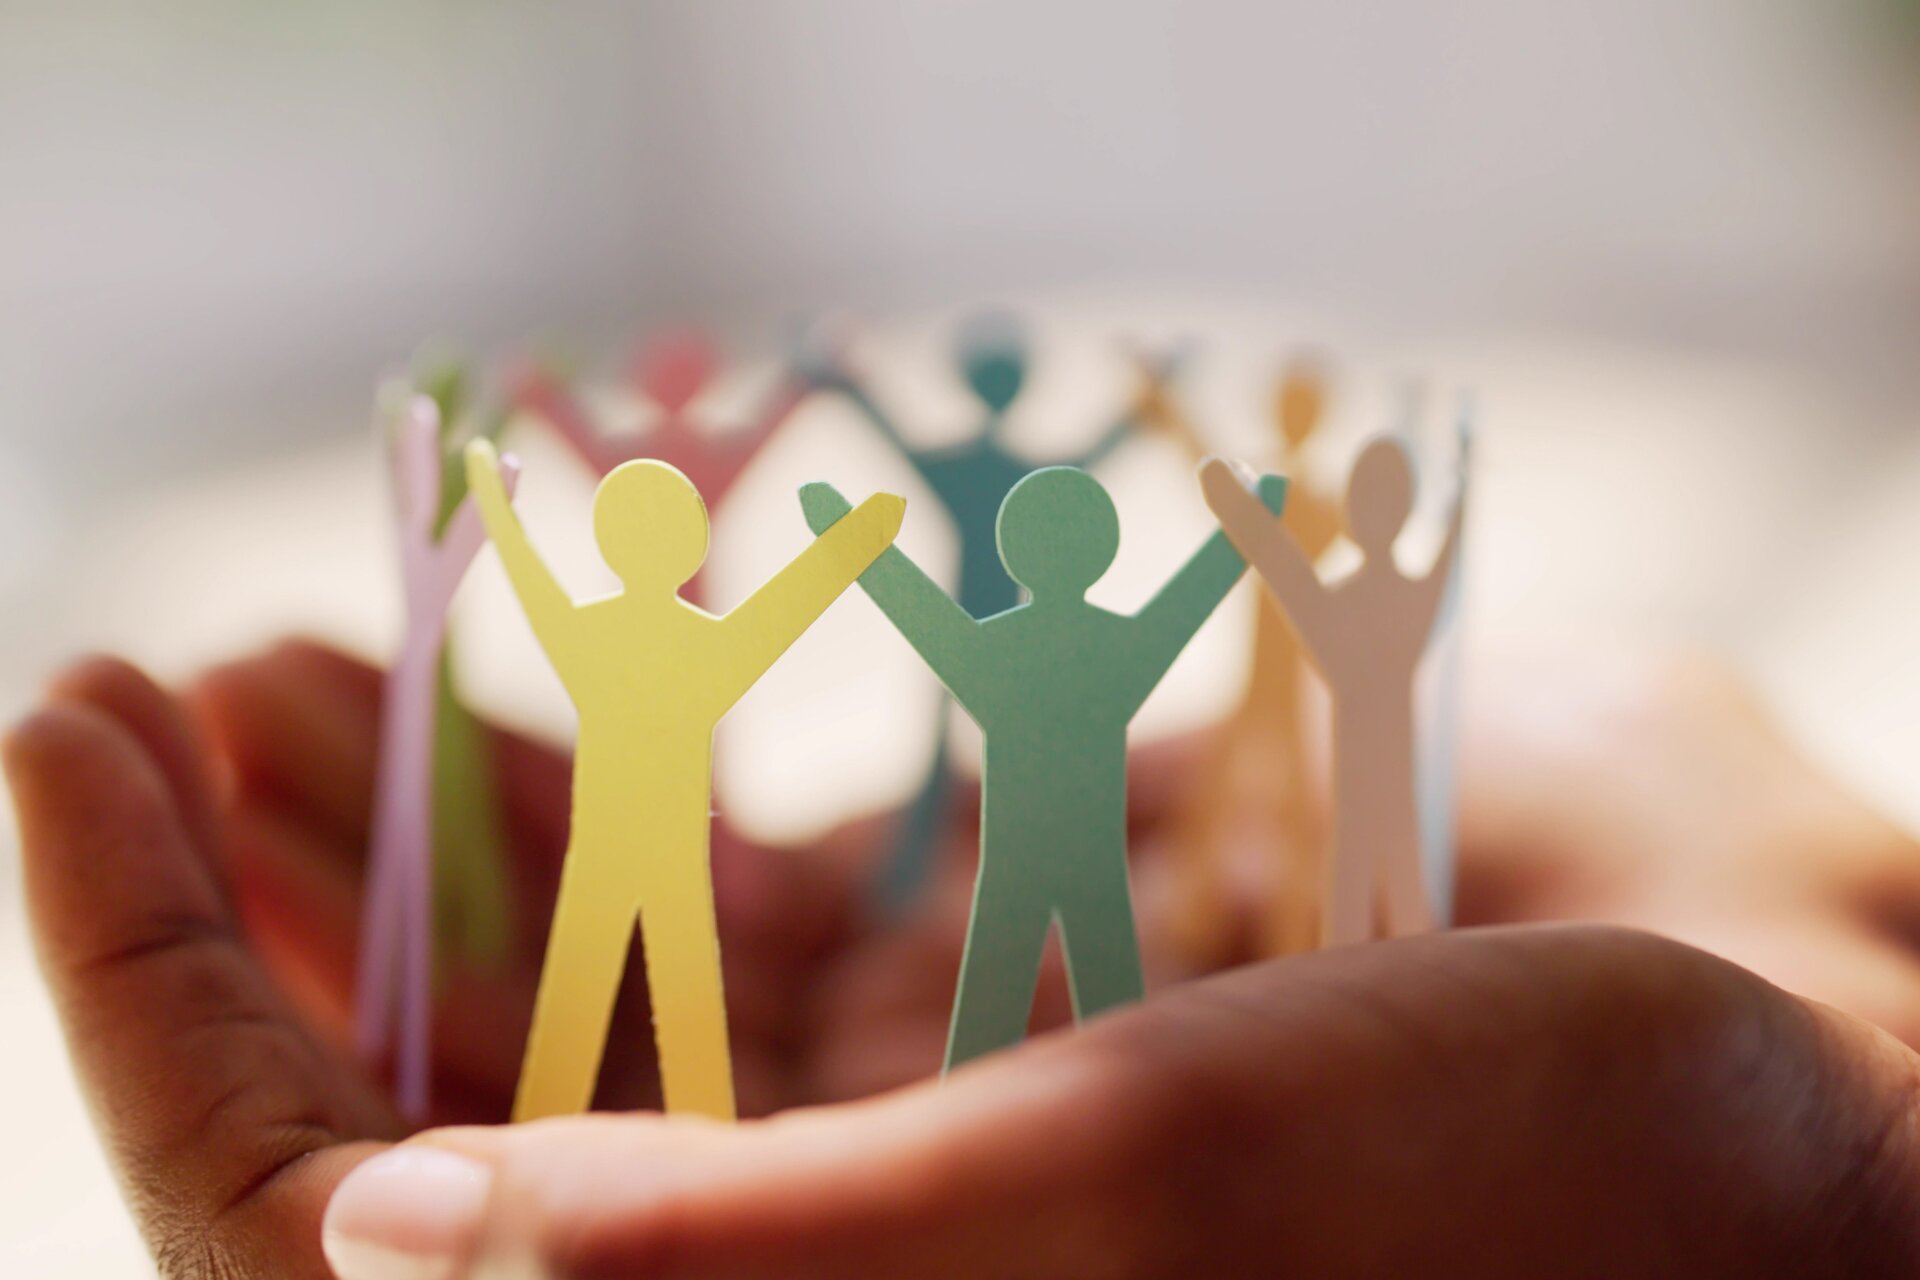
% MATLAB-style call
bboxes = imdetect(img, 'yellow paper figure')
[1135,353,1344,960]
[467,441,904,1122]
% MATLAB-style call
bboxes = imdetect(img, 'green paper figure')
[801,465,1288,1070]
[410,355,514,967]
[801,314,1148,910]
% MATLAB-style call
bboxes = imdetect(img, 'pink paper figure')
[357,395,519,1120]
[510,330,806,606]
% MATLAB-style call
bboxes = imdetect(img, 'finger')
[7,685,397,1278]
[192,639,384,852]
[227,791,551,1122]
[49,654,225,857]
[318,925,1920,1280]
[193,640,575,890]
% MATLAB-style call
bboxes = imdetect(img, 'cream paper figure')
[1200,437,1466,946]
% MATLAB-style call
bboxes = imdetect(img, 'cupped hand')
[339,925,1920,1278]
[1453,645,1920,1049]
[5,646,889,1276]
[13,643,1920,1278]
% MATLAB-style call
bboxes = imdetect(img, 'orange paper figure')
[466,440,904,1122]
[511,330,806,606]
[1135,354,1345,959]
[1201,437,1467,948]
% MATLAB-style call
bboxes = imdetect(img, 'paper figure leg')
[511,855,637,1123]
[1263,795,1326,957]
[355,663,431,1063]
[635,870,736,1122]
[1167,727,1234,966]
[1323,801,1373,949]
[354,839,402,1060]
[431,648,511,967]
[1056,859,1146,1022]
[395,812,433,1119]
[1417,613,1463,925]
[1381,815,1435,939]
[873,701,957,912]
[943,862,1053,1073]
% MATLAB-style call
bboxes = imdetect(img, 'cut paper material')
[1417,403,1474,922]
[357,396,519,1121]
[407,357,517,973]
[802,466,1286,1072]
[1202,442,1466,948]
[511,329,805,607]
[470,440,903,1123]
[801,313,1160,911]
[1135,352,1345,961]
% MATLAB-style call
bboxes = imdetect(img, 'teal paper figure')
[802,314,1149,910]
[801,466,1287,1070]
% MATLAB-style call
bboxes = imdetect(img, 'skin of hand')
[9,643,1920,1278]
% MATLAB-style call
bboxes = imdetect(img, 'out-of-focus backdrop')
[5,2,1920,1274]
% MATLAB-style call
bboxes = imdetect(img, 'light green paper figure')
[398,356,516,967]
[802,466,1287,1070]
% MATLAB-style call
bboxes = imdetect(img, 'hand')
[1454,645,1920,1049]
[16,644,1920,1276]
[306,653,1920,1278]
[330,928,1920,1278]
[5,646,883,1277]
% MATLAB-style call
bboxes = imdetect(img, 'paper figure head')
[634,330,718,415]
[593,459,711,590]
[956,311,1029,416]
[1272,355,1328,451]
[1346,435,1417,558]
[997,466,1118,598]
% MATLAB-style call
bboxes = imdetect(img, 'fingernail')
[323,1147,493,1280]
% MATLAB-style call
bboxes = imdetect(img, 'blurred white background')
[5,1,1920,1274]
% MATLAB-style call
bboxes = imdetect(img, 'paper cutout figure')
[1132,352,1346,959]
[511,330,805,606]
[468,440,903,1122]
[802,466,1285,1070]
[1201,440,1466,947]
[1417,402,1474,922]
[406,357,517,973]
[802,314,1153,910]
[357,397,520,1120]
